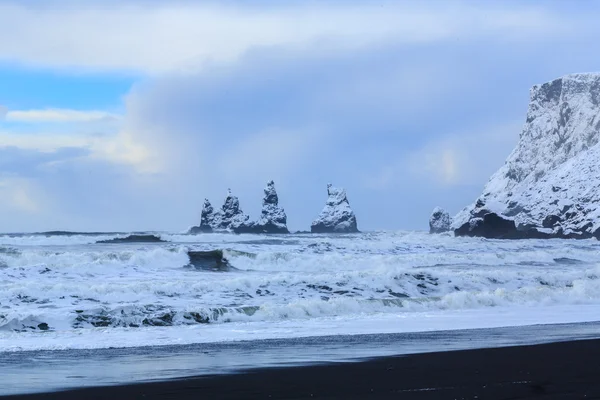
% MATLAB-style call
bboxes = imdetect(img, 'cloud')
[2,2,600,232]
[109,41,483,229]
[5,108,121,123]
[0,1,573,73]
[0,105,7,120]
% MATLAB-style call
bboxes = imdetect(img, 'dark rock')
[187,250,233,271]
[37,323,49,331]
[542,215,561,228]
[455,213,520,239]
[96,235,165,244]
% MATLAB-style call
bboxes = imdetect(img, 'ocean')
[2,231,600,394]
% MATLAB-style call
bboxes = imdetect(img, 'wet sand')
[6,338,600,399]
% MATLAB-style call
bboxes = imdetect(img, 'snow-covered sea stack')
[253,180,289,234]
[188,199,218,234]
[429,207,451,234]
[453,73,600,239]
[311,184,358,233]
[219,189,255,233]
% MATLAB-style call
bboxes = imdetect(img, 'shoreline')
[6,338,600,399]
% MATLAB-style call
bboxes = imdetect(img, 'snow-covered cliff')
[311,184,358,233]
[453,73,600,239]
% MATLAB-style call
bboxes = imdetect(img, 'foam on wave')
[3,232,600,351]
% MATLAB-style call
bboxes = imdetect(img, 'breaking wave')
[2,230,600,353]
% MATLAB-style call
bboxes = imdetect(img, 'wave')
[3,231,600,337]
[96,234,166,244]
[4,271,600,333]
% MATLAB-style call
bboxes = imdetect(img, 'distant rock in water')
[429,207,451,234]
[311,184,358,233]
[219,189,255,233]
[452,73,600,239]
[186,250,233,271]
[189,190,254,233]
[97,234,165,244]
[188,199,216,234]
[253,180,289,234]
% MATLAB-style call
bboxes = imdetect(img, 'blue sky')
[1,0,600,232]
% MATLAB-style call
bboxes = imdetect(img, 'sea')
[2,231,600,395]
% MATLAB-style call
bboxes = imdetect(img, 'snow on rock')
[311,184,358,233]
[188,199,216,234]
[254,180,289,234]
[453,73,600,239]
[218,189,254,233]
[429,207,451,234]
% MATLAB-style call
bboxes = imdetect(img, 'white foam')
[1,304,599,352]
[3,231,600,351]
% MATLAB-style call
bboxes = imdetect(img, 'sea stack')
[311,184,358,233]
[219,189,254,233]
[429,207,451,234]
[188,199,217,234]
[453,73,600,239]
[253,180,289,234]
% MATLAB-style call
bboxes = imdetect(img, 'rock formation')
[189,199,216,234]
[311,184,358,233]
[253,180,289,234]
[219,189,254,233]
[429,207,451,234]
[188,190,253,233]
[453,73,600,239]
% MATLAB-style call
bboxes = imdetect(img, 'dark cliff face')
[453,73,600,240]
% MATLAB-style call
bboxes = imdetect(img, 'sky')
[1,0,600,232]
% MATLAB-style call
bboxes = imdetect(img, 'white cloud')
[5,108,120,123]
[0,1,570,73]
[0,131,89,151]
[0,105,7,119]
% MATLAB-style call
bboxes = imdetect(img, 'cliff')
[453,73,600,239]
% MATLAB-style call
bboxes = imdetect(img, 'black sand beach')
[6,338,600,399]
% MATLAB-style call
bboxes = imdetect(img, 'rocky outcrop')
[189,190,253,233]
[311,184,358,233]
[453,73,600,239]
[429,207,451,234]
[189,199,216,234]
[186,250,233,271]
[219,190,254,233]
[253,180,289,234]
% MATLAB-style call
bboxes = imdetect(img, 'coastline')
[6,338,600,399]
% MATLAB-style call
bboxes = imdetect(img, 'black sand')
[6,338,600,399]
